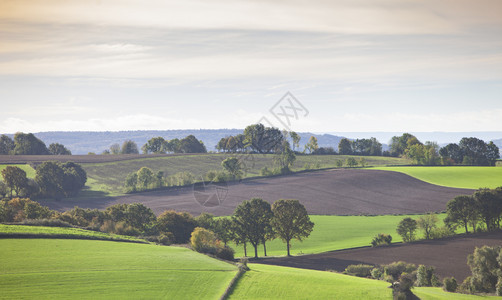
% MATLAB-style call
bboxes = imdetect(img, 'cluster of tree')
[1,162,86,199]
[396,213,454,242]
[0,133,71,155]
[388,133,499,166]
[440,137,499,166]
[344,261,442,298]
[445,188,502,233]
[141,135,207,154]
[124,166,199,193]
[463,245,502,295]
[338,137,382,156]
[191,198,314,258]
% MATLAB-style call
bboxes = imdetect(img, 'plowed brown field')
[254,231,502,282]
[38,169,473,216]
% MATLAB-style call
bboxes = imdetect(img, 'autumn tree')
[271,199,314,256]
[304,136,319,154]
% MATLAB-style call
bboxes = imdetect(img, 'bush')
[216,246,235,261]
[260,166,273,176]
[371,233,392,247]
[191,227,218,253]
[459,276,474,294]
[99,220,139,236]
[429,226,454,239]
[416,265,439,287]
[371,267,383,280]
[384,261,417,281]
[157,232,174,245]
[344,264,374,277]
[443,277,458,292]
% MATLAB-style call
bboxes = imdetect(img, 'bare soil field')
[254,231,502,282]
[0,154,200,164]
[38,169,473,216]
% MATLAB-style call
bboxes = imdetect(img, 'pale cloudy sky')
[1,0,501,133]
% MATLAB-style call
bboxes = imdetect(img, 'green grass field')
[0,224,145,242]
[0,164,36,178]
[229,264,497,300]
[373,166,502,189]
[0,239,237,299]
[413,287,501,299]
[228,263,392,299]
[230,214,448,258]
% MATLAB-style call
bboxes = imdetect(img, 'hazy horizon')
[1,1,501,133]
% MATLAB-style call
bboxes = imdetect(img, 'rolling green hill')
[373,166,502,189]
[0,224,145,243]
[231,214,448,258]
[229,264,498,300]
[0,239,237,299]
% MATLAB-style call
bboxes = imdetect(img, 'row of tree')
[0,162,87,199]
[0,133,71,155]
[445,187,502,232]
[338,137,383,156]
[389,133,499,166]
[107,135,207,155]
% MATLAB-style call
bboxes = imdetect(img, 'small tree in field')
[271,199,314,256]
[397,217,417,242]
[221,157,243,180]
[417,213,438,239]
[345,157,358,167]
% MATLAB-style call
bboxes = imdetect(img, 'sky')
[1,0,502,134]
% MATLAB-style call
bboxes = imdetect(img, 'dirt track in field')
[254,231,502,282]
[38,169,473,216]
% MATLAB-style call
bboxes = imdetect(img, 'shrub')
[157,232,174,245]
[443,277,458,292]
[99,220,139,236]
[17,218,72,227]
[430,226,454,239]
[384,261,417,281]
[190,227,218,253]
[157,210,197,244]
[344,264,374,277]
[416,265,438,287]
[216,246,235,261]
[260,166,273,176]
[371,267,383,280]
[459,276,474,294]
[205,170,218,182]
[497,278,502,296]
[371,233,392,247]
[335,160,343,167]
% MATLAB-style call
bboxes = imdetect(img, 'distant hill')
[3,130,346,154]
[3,130,501,155]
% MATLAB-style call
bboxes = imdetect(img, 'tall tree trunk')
[465,223,469,234]
[287,240,291,257]
[254,244,258,258]
[243,243,247,257]
[263,241,267,257]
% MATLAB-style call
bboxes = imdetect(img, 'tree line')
[0,196,313,259]
[388,133,499,166]
[0,133,71,155]
[0,162,87,199]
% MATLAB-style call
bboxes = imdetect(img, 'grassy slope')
[231,214,448,258]
[229,264,497,300]
[229,263,392,299]
[414,287,500,299]
[0,239,237,299]
[0,164,35,178]
[373,166,502,189]
[0,224,145,242]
